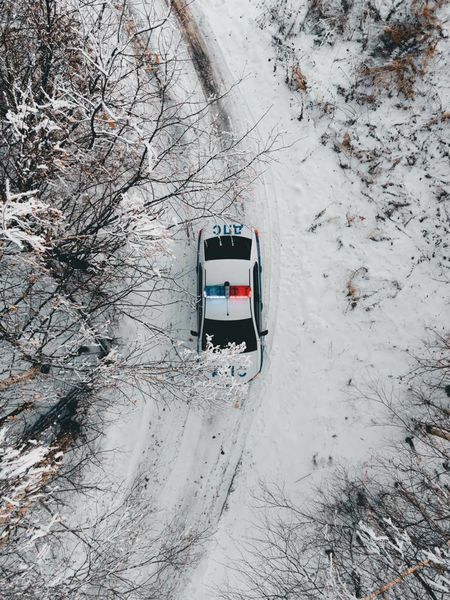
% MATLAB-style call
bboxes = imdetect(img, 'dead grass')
[426,110,450,126]
[0,366,39,392]
[341,131,353,154]
[291,65,308,91]
[346,278,359,308]
[346,267,368,309]
[360,56,419,98]
[346,212,366,226]
[358,0,445,98]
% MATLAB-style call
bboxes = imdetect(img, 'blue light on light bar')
[204,285,226,298]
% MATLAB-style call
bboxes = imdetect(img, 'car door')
[252,261,262,334]
[197,264,203,339]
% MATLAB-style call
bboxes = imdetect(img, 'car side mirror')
[260,329,268,337]
[190,330,199,337]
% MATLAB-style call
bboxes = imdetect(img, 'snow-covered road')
[127,0,279,556]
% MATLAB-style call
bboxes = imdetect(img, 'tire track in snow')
[168,4,285,596]
[159,2,259,539]
[169,0,232,136]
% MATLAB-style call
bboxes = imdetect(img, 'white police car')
[190,223,268,382]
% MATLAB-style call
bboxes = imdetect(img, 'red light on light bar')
[230,285,252,298]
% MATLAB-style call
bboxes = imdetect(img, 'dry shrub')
[307,0,354,36]
[346,279,358,299]
[346,212,366,226]
[360,56,419,98]
[427,111,450,126]
[291,65,307,91]
[342,131,353,153]
[346,266,368,309]
[383,23,421,46]
[359,0,445,98]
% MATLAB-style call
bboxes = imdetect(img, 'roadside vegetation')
[221,331,449,599]
[260,0,449,311]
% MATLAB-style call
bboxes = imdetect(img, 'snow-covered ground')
[179,0,449,596]
[92,0,449,597]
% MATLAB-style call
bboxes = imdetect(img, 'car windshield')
[202,318,257,352]
[204,236,252,260]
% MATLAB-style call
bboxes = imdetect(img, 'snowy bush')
[0,481,206,599]
[0,426,59,547]
[220,333,450,599]
[181,337,250,406]
[0,0,264,444]
[1,182,63,253]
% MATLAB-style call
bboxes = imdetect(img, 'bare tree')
[0,0,273,592]
[0,0,271,442]
[0,479,207,599]
[220,334,450,600]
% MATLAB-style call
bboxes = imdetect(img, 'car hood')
[210,348,261,384]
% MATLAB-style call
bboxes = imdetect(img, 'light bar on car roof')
[204,285,251,298]
[230,285,252,298]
